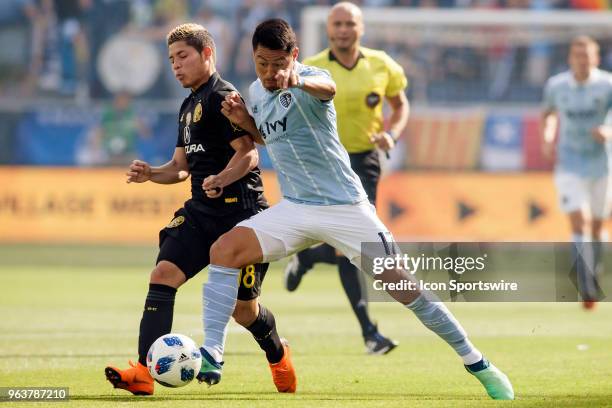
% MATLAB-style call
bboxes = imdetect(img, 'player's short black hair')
[167,23,215,55]
[252,19,297,53]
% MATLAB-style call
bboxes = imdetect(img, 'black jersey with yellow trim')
[176,72,267,215]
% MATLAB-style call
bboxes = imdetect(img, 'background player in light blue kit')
[541,35,612,309]
[196,18,514,400]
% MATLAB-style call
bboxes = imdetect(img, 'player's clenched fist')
[126,159,152,183]
[274,68,299,90]
[221,92,249,127]
[369,132,395,152]
[202,174,225,198]
[591,126,612,144]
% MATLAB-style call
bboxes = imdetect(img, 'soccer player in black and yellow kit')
[284,2,410,354]
[104,23,296,395]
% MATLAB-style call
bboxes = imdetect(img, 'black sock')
[137,283,177,366]
[337,256,376,337]
[298,244,337,268]
[245,305,284,364]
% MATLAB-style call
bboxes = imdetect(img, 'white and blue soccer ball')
[146,333,202,388]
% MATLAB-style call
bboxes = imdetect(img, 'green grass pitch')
[1,244,611,407]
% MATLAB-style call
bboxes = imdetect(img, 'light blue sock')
[407,293,481,364]
[202,264,240,363]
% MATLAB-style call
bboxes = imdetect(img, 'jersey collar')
[569,68,602,87]
[192,72,219,96]
[328,49,364,71]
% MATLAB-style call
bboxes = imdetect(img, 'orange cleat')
[583,300,597,310]
[269,339,297,393]
[105,360,154,396]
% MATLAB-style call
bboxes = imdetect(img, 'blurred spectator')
[36,0,92,97]
[0,0,38,96]
[1,0,612,103]
[34,0,60,93]
[132,0,189,99]
[86,0,131,99]
[56,0,91,96]
[230,0,292,90]
[193,6,235,75]
[0,0,36,23]
[78,91,150,166]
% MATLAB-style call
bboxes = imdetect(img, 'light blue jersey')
[248,62,367,205]
[543,68,612,177]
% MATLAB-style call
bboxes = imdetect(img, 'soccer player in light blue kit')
[196,19,514,399]
[542,35,612,309]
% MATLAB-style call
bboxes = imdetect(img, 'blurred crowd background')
[1,0,611,170]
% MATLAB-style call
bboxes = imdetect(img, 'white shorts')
[237,199,394,269]
[554,172,612,218]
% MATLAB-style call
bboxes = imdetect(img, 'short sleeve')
[176,112,184,148]
[299,64,334,82]
[382,52,408,98]
[542,78,556,112]
[214,90,249,144]
[297,64,335,106]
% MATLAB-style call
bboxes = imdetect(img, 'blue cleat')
[196,347,223,386]
[466,358,514,400]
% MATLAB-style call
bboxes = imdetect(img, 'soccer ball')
[146,333,202,388]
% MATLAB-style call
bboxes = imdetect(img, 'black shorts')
[349,149,381,207]
[156,201,269,301]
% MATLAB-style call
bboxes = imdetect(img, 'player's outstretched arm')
[275,68,336,101]
[202,135,258,198]
[371,92,411,152]
[221,93,265,145]
[126,148,189,184]
[591,125,612,144]
[386,92,410,142]
[541,110,558,160]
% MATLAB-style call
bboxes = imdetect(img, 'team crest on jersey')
[183,126,191,145]
[279,92,292,109]
[594,97,603,108]
[366,92,381,108]
[166,216,185,228]
[252,105,258,113]
[194,102,202,122]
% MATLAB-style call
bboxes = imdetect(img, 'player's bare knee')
[150,261,185,288]
[591,220,604,239]
[210,233,245,268]
[232,301,258,327]
[568,211,585,234]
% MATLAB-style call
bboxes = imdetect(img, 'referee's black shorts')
[156,200,268,301]
[349,149,381,207]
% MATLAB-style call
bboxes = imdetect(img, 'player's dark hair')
[252,19,297,53]
[167,23,216,56]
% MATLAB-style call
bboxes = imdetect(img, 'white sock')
[461,345,483,365]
